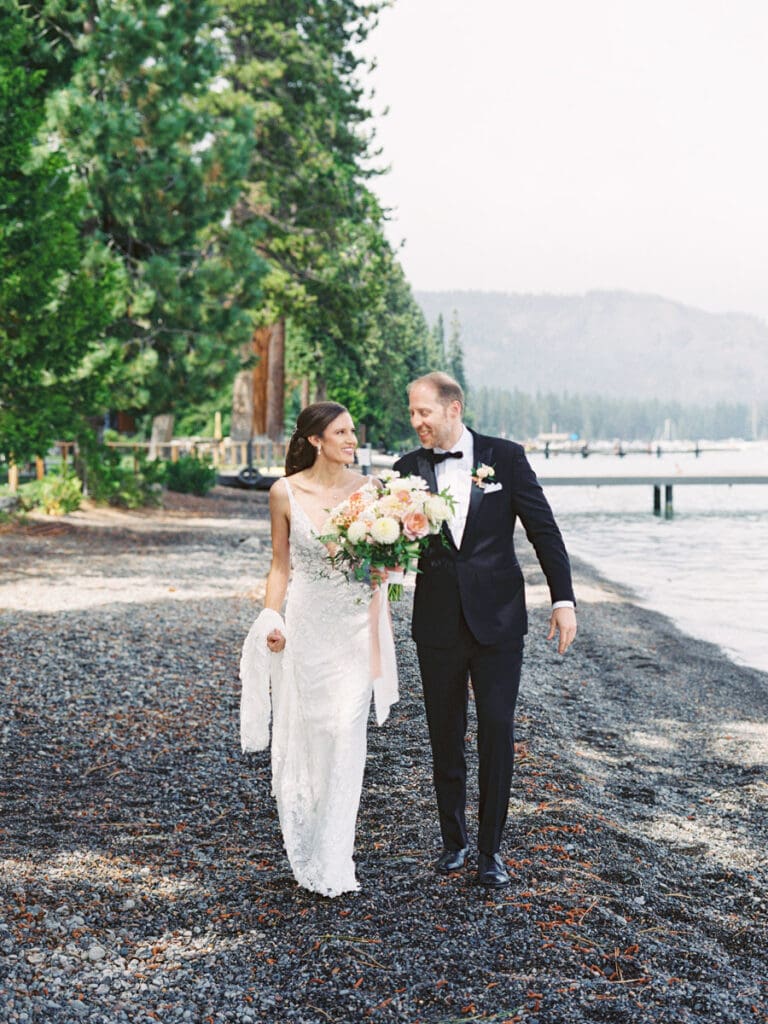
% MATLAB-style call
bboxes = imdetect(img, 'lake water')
[528,442,768,674]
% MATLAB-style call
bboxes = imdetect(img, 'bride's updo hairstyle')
[285,401,349,476]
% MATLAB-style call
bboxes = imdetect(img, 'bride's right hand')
[266,628,286,652]
[370,565,389,586]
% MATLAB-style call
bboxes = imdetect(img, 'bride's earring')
[316,443,322,456]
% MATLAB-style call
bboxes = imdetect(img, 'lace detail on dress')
[270,480,375,896]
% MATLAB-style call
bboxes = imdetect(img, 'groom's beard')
[417,419,461,451]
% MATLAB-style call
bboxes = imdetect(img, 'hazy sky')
[363,1,768,320]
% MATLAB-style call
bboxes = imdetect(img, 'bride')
[240,402,398,897]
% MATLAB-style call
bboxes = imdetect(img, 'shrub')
[19,470,82,515]
[84,446,164,509]
[163,453,217,496]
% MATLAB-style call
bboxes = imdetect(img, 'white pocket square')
[482,482,503,494]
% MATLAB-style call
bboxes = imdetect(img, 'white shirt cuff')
[552,600,575,610]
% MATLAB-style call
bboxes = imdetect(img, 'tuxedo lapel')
[416,450,437,494]
[416,449,457,551]
[460,431,493,552]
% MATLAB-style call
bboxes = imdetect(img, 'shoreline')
[562,538,768,676]
[1,494,766,1023]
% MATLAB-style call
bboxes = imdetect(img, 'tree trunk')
[251,326,270,437]
[265,319,285,441]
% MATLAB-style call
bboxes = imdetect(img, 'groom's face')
[408,383,463,450]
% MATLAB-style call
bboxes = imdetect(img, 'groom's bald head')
[407,372,464,410]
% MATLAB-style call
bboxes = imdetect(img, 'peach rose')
[402,510,430,540]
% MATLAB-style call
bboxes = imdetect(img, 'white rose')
[346,520,368,544]
[424,496,451,523]
[370,516,401,545]
[395,474,429,492]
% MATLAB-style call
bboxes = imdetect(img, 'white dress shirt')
[433,425,473,547]
[433,425,574,611]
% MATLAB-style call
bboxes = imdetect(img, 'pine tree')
[429,313,446,369]
[0,3,120,464]
[446,309,468,393]
[219,0,391,409]
[47,0,267,425]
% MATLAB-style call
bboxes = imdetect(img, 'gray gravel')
[0,489,766,1023]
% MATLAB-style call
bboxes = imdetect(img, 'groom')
[394,372,577,888]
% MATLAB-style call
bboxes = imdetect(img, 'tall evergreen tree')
[0,2,120,464]
[219,0,390,401]
[446,309,467,393]
[47,0,268,425]
[430,312,446,369]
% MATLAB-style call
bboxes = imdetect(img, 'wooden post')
[35,457,45,480]
[664,484,674,519]
[653,485,661,516]
[8,462,19,493]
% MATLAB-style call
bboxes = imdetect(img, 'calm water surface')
[528,443,768,674]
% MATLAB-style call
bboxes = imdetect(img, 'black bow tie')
[428,449,463,465]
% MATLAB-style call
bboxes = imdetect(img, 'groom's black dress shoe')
[477,852,510,888]
[435,846,469,873]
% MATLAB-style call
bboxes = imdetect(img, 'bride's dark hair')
[285,401,349,476]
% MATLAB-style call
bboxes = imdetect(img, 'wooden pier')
[537,475,768,518]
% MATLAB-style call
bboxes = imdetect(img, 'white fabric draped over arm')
[239,608,285,752]
[369,585,399,726]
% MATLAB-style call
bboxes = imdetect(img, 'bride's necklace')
[309,468,352,506]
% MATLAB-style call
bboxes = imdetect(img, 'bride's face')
[314,412,358,465]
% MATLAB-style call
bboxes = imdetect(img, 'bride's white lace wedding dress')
[240,479,398,897]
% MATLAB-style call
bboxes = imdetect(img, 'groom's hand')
[547,607,577,654]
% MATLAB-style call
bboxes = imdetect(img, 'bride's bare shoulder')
[344,471,379,494]
[279,470,312,494]
[269,476,290,505]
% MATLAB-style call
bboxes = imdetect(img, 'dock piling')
[664,484,674,519]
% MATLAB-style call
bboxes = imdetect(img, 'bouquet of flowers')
[319,470,455,600]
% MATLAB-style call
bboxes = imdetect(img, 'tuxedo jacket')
[393,429,575,648]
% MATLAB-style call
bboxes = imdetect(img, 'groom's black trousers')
[416,611,524,856]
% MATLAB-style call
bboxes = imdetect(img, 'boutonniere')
[471,463,496,489]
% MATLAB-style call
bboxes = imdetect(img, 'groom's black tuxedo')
[395,429,575,644]
[394,428,575,856]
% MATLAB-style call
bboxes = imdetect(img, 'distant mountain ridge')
[415,289,767,403]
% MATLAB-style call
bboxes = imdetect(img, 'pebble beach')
[1,487,766,1024]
